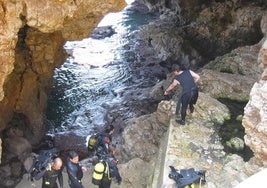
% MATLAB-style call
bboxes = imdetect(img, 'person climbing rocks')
[91,124,115,160]
[164,64,200,125]
[101,124,115,153]
[103,125,115,143]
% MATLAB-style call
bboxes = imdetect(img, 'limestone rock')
[23,154,36,173]
[118,158,152,188]
[198,69,256,101]
[5,136,32,162]
[226,137,245,151]
[140,1,265,67]
[0,164,12,178]
[243,80,267,165]
[156,100,176,125]
[204,44,262,78]
[242,36,267,166]
[0,138,1,164]
[0,0,126,142]
[118,113,166,162]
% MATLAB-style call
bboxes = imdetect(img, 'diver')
[164,64,200,125]
[66,151,87,188]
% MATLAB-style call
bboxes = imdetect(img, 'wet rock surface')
[90,26,116,39]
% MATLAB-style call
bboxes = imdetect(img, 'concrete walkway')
[152,116,263,188]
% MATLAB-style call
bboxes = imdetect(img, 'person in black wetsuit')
[164,64,200,125]
[95,125,115,159]
[66,151,87,188]
[103,124,114,144]
[34,157,63,188]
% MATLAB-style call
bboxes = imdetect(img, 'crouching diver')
[90,125,115,160]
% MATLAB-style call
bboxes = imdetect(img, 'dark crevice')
[218,98,254,161]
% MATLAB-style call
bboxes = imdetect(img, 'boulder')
[5,136,32,162]
[226,137,245,151]
[90,26,116,39]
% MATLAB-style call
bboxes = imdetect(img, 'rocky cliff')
[0,0,125,144]
[113,0,267,184]
[1,0,267,187]
[138,0,267,166]
[0,1,125,185]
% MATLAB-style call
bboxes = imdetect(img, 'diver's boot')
[176,119,185,125]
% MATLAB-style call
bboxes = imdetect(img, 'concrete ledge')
[154,118,215,188]
[151,115,263,188]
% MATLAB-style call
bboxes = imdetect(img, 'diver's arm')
[164,79,179,95]
[58,170,63,188]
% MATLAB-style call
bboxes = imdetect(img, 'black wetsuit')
[66,157,84,188]
[95,133,112,159]
[175,70,198,121]
[41,168,63,188]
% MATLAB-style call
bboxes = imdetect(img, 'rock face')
[0,0,125,186]
[243,32,267,165]
[0,0,126,144]
[1,0,267,187]
[140,0,265,69]
[139,0,267,166]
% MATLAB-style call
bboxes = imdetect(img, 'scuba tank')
[87,133,100,151]
[92,162,105,185]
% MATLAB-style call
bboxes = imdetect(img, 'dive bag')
[168,166,206,188]
[28,148,59,181]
